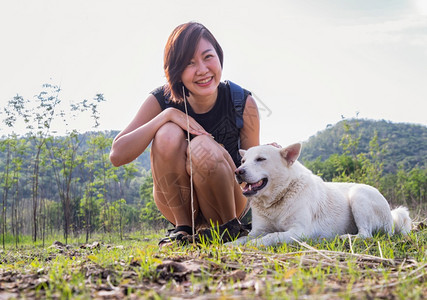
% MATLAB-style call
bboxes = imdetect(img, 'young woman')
[109,22,260,246]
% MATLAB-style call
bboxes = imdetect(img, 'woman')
[110,22,260,245]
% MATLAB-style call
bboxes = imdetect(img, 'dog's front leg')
[226,235,251,246]
[226,229,267,246]
[248,230,302,247]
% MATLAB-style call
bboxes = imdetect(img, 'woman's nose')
[196,62,208,75]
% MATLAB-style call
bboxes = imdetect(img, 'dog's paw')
[225,236,249,246]
[246,239,260,247]
[339,233,372,240]
[339,234,356,240]
[224,241,240,247]
[246,232,282,247]
[245,237,270,247]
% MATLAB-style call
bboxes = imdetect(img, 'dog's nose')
[235,168,245,176]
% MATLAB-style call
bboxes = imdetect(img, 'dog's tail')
[391,206,412,235]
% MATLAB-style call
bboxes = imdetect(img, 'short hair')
[163,22,224,103]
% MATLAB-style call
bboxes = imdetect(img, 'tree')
[26,83,62,242]
[116,163,138,239]
[0,137,12,249]
[140,172,166,230]
[362,132,385,188]
[1,95,29,248]
[47,93,105,244]
[90,134,116,234]
[396,167,427,207]
[48,131,83,244]
[72,94,105,242]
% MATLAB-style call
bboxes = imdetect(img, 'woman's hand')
[163,107,211,137]
[268,142,282,148]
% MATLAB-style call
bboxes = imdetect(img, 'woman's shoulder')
[150,85,173,110]
[151,85,170,100]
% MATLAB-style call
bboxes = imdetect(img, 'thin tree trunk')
[42,197,46,248]
[12,170,20,248]
[32,147,42,242]
[2,144,11,250]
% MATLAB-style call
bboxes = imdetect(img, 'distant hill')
[299,119,427,173]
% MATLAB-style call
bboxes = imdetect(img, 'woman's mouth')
[195,77,213,87]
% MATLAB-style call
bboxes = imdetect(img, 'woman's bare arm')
[110,94,209,167]
[239,95,260,150]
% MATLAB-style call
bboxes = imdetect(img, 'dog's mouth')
[241,178,268,196]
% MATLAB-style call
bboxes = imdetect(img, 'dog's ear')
[239,149,246,158]
[280,143,301,166]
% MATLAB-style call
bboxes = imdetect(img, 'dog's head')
[235,143,302,200]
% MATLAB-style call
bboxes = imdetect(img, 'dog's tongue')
[243,179,263,193]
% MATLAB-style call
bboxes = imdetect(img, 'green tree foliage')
[303,119,426,209]
[396,168,427,207]
[301,119,427,173]
[140,172,167,230]
[1,96,29,248]
[0,84,155,246]
[48,131,82,244]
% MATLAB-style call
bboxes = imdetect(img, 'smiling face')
[181,38,222,99]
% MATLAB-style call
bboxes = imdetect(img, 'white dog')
[231,143,412,247]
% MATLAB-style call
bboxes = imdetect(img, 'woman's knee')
[152,122,186,159]
[188,135,226,171]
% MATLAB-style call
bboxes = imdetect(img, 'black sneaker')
[158,225,193,247]
[196,218,249,243]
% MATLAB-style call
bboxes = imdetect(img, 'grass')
[0,223,426,299]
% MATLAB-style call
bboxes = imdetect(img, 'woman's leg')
[151,122,199,227]
[188,135,247,225]
[151,123,247,229]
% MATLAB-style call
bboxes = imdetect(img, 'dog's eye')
[256,157,266,162]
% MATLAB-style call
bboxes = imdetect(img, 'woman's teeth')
[197,77,212,84]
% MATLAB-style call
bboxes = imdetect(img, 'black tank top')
[151,82,251,167]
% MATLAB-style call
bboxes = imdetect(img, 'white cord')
[182,85,196,241]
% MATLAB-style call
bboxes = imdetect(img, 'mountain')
[299,119,427,173]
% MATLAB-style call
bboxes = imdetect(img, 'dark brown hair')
[164,22,223,103]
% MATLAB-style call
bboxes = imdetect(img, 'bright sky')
[1,0,427,146]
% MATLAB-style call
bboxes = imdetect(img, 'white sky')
[1,0,427,146]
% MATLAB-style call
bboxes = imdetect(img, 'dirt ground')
[1,234,426,299]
